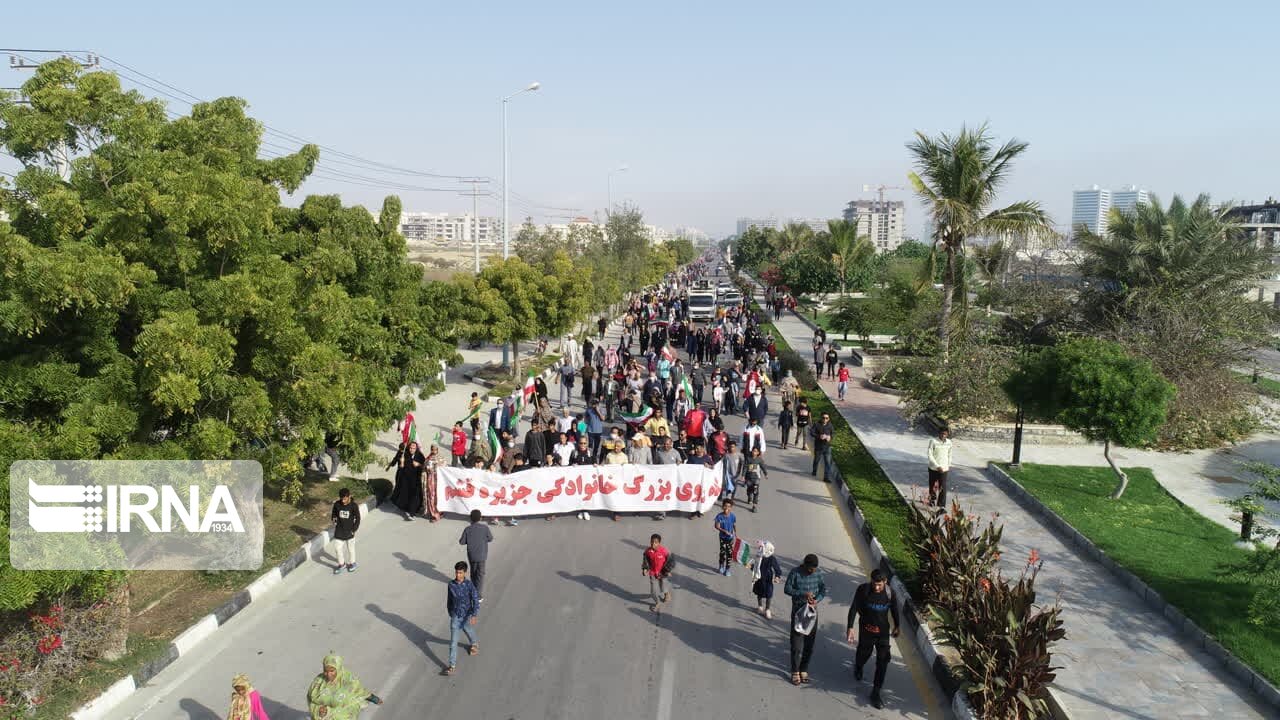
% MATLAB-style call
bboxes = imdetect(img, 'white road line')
[381,662,411,699]
[655,655,676,720]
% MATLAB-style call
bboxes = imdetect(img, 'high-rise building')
[788,217,833,234]
[1072,186,1112,236]
[736,216,779,235]
[843,200,905,252]
[1110,186,1150,216]
[399,212,502,248]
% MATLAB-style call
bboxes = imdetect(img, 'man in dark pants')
[459,510,494,602]
[783,554,827,685]
[810,412,835,482]
[847,569,900,709]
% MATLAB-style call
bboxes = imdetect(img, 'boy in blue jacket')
[444,561,480,675]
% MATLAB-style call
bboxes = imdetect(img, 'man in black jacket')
[847,569,900,709]
[524,420,548,467]
[330,488,360,574]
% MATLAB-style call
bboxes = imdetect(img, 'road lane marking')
[656,656,675,720]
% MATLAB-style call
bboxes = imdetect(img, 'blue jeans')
[812,445,834,482]
[448,616,478,667]
[837,381,847,400]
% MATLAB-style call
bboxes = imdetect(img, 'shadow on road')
[392,551,452,583]
[556,570,650,605]
[365,602,449,671]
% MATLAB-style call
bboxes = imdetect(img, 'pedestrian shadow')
[392,551,451,583]
[627,605,782,677]
[259,696,310,719]
[177,698,219,719]
[365,602,448,671]
[556,570,650,604]
[775,488,834,509]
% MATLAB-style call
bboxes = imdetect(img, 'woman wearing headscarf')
[533,376,549,403]
[421,445,443,522]
[228,673,270,720]
[388,441,426,521]
[751,541,783,619]
[307,653,382,719]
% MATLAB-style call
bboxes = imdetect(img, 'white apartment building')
[399,212,502,248]
[736,216,779,235]
[1072,185,1149,237]
[843,200,905,252]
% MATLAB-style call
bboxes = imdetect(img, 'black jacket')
[331,500,361,540]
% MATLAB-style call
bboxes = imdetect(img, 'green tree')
[732,225,773,272]
[667,237,697,266]
[780,249,839,296]
[0,59,461,622]
[825,219,874,295]
[772,222,814,259]
[828,296,870,345]
[907,125,1054,359]
[1005,338,1175,498]
[462,257,545,377]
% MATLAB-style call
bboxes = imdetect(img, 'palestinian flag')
[732,537,752,567]
[521,372,537,403]
[402,413,417,445]
[487,425,503,465]
[618,405,656,426]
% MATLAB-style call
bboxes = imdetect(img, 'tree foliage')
[907,125,1054,358]
[0,59,464,610]
[779,249,839,296]
[1005,338,1175,498]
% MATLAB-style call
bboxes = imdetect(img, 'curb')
[71,494,382,720]
[831,472,979,720]
[984,462,1280,714]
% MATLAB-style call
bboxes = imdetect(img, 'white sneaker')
[757,605,765,614]
[765,609,772,619]
[583,512,590,521]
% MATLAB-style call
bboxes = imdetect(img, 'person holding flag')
[401,412,417,446]
[450,422,469,468]
[464,392,483,433]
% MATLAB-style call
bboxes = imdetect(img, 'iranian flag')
[401,412,417,445]
[661,343,676,363]
[732,537,752,567]
[522,372,537,403]
[681,375,695,403]
[617,405,656,426]
[508,391,524,431]
[487,425,503,465]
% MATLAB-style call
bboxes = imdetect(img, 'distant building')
[400,212,502,248]
[843,200,905,252]
[736,216,779,235]
[1072,185,1150,237]
[787,217,832,234]
[1224,199,1280,304]
[1110,186,1150,216]
[1071,186,1112,236]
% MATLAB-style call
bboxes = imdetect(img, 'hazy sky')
[4,0,1277,237]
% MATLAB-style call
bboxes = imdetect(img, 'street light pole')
[607,164,628,215]
[501,81,540,260]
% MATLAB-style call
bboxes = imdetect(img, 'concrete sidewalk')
[759,295,1274,719]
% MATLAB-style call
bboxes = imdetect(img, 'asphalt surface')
[110,272,948,720]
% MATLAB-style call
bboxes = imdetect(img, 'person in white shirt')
[556,408,575,436]
[552,432,575,466]
[926,427,953,507]
[741,417,767,456]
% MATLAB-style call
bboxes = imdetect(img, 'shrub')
[908,500,1003,612]
[892,343,1017,424]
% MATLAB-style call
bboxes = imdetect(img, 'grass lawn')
[1233,370,1280,399]
[1005,463,1280,688]
[812,298,899,338]
[756,307,920,593]
[38,471,391,717]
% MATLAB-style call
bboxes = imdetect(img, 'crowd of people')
[228,261,928,718]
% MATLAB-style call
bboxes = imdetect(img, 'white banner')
[436,462,724,517]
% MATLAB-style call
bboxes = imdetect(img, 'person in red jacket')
[684,406,707,449]
[642,533,674,613]
[450,422,469,467]
[837,363,851,401]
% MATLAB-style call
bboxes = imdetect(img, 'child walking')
[713,500,738,576]
[750,541,782,619]
[743,447,768,512]
[330,488,360,574]
[444,561,480,676]
[642,533,674,613]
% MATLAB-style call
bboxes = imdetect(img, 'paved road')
[109,275,949,719]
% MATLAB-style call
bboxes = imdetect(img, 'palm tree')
[1077,193,1271,301]
[907,125,1054,360]
[826,218,875,295]
[971,239,1015,289]
[772,222,815,259]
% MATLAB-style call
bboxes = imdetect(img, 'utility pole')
[458,179,490,274]
[9,52,100,181]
